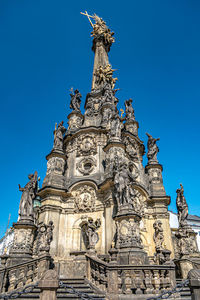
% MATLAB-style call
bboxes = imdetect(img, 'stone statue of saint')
[176,184,188,227]
[81,218,101,250]
[53,121,66,151]
[153,220,164,250]
[125,99,135,121]
[110,114,123,140]
[70,89,82,112]
[146,132,160,163]
[113,162,135,208]
[18,171,38,219]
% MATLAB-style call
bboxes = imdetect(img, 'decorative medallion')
[72,185,97,213]
[76,157,96,175]
[76,134,97,157]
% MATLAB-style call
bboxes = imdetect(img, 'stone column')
[145,163,166,197]
[38,269,59,300]
[114,211,148,265]
[42,150,66,189]
[8,218,37,266]
[124,119,139,136]
[67,111,83,133]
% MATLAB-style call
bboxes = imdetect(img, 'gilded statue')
[95,64,117,89]
[81,11,115,46]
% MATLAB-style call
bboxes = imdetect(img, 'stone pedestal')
[38,269,59,300]
[42,150,66,189]
[67,111,83,132]
[125,120,139,136]
[145,163,166,196]
[114,212,148,265]
[8,218,37,266]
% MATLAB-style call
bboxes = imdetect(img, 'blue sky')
[0,0,200,237]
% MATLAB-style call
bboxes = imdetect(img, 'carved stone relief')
[115,218,142,249]
[72,185,97,213]
[46,157,65,176]
[76,134,97,157]
[68,114,83,131]
[11,228,34,253]
[76,157,96,175]
[148,168,163,184]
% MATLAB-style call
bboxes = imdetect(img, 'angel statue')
[146,133,160,163]
[18,171,38,220]
[70,88,82,112]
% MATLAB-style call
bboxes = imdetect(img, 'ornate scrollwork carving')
[76,157,96,175]
[76,134,97,157]
[72,185,97,213]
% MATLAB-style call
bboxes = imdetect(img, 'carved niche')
[76,134,97,157]
[72,185,97,213]
[76,157,96,175]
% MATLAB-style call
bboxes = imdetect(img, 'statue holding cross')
[81,11,114,46]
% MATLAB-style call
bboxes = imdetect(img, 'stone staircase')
[176,279,192,300]
[15,278,105,299]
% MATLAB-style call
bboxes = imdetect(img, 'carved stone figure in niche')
[37,221,54,254]
[175,227,198,257]
[176,184,188,227]
[81,218,101,250]
[53,121,66,151]
[76,157,96,175]
[146,132,160,163]
[95,64,117,89]
[101,106,113,128]
[18,171,38,220]
[109,114,123,140]
[72,185,96,213]
[85,96,100,117]
[153,220,164,251]
[125,99,135,122]
[70,88,82,112]
[76,134,97,157]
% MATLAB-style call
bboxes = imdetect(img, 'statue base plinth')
[8,220,37,265]
[117,248,149,265]
[124,120,139,136]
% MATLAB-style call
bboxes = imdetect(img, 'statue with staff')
[18,171,38,219]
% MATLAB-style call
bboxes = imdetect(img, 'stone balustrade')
[0,254,52,293]
[86,254,176,297]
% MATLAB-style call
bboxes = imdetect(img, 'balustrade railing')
[86,254,176,297]
[0,254,51,293]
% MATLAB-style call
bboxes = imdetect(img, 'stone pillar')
[188,269,200,300]
[114,211,148,265]
[8,219,37,266]
[124,119,139,136]
[38,269,59,300]
[42,150,66,189]
[67,111,83,133]
[145,163,166,197]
